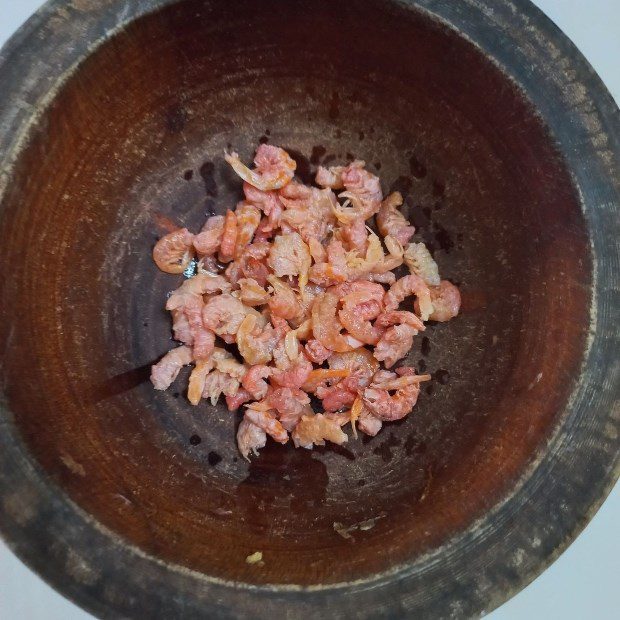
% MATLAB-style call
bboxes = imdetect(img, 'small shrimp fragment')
[237,314,281,365]
[166,274,231,308]
[268,387,312,431]
[243,258,270,287]
[304,339,333,364]
[340,218,368,254]
[357,404,383,436]
[292,414,348,449]
[403,242,440,286]
[423,280,461,322]
[229,241,272,286]
[370,369,431,391]
[333,163,383,223]
[267,275,303,320]
[334,192,380,225]
[292,318,313,341]
[238,278,270,306]
[363,370,429,421]
[342,230,384,279]
[311,291,352,353]
[153,228,194,274]
[234,203,261,258]
[253,216,275,242]
[224,260,242,286]
[202,369,240,405]
[171,310,193,344]
[301,368,350,393]
[316,383,356,412]
[212,348,246,380]
[376,192,415,245]
[342,161,382,200]
[308,238,327,263]
[203,294,254,339]
[150,345,193,390]
[338,293,384,345]
[243,183,283,232]
[237,418,267,459]
[280,183,337,243]
[364,271,396,285]
[315,164,347,189]
[375,310,425,331]
[328,347,379,389]
[373,324,417,368]
[309,239,348,287]
[218,210,238,263]
[165,277,215,357]
[242,365,272,400]
[188,359,214,405]
[267,232,311,280]
[285,330,300,362]
[350,396,364,437]
[225,144,296,191]
[244,407,289,444]
[253,144,296,188]
[226,388,253,411]
[325,411,352,426]
[384,274,433,321]
[193,215,224,256]
[271,354,313,389]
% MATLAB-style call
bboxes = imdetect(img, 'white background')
[0,1,617,618]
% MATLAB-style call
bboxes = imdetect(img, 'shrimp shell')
[424,280,461,322]
[375,310,425,331]
[237,418,267,460]
[150,345,193,390]
[376,192,415,245]
[292,414,348,449]
[267,232,311,279]
[271,355,313,389]
[384,274,433,321]
[357,404,383,436]
[188,359,214,405]
[268,387,312,432]
[244,408,289,444]
[242,364,272,400]
[362,379,421,421]
[403,242,441,286]
[234,203,261,258]
[311,291,353,353]
[373,324,417,368]
[267,275,303,320]
[238,278,270,306]
[301,368,350,393]
[218,210,238,263]
[308,238,327,263]
[237,314,279,365]
[225,145,295,191]
[226,389,253,411]
[304,339,333,364]
[153,228,194,274]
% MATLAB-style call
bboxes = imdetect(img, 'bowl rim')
[0,0,618,617]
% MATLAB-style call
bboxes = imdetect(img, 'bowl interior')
[0,0,591,585]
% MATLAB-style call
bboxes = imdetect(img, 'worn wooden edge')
[0,0,618,617]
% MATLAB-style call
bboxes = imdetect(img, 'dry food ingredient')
[150,144,460,458]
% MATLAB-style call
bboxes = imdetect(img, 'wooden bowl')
[0,0,618,617]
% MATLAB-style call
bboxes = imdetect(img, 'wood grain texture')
[0,0,617,617]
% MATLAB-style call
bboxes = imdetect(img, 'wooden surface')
[0,0,617,617]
